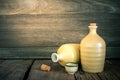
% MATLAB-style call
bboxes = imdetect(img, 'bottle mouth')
[88,26,98,28]
[51,53,59,62]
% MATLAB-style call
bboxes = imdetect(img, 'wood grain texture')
[0,47,120,59]
[97,60,120,80]
[0,60,33,80]
[0,14,120,47]
[75,72,100,80]
[0,59,119,80]
[0,0,120,15]
[0,47,57,59]
[0,0,120,58]
[27,60,75,80]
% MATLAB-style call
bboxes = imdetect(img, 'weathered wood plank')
[27,60,75,80]
[0,30,119,47]
[75,69,100,80]
[1,14,120,24]
[0,60,33,80]
[0,31,83,47]
[0,0,120,15]
[0,59,119,80]
[0,14,120,47]
[0,47,120,59]
[106,47,120,58]
[97,60,120,80]
[0,0,120,58]
[0,47,57,59]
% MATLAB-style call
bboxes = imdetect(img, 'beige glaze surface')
[80,23,106,73]
[51,44,80,66]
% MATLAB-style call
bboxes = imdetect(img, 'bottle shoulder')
[80,34,106,47]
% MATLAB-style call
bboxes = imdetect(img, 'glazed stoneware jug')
[51,44,80,66]
[80,23,106,73]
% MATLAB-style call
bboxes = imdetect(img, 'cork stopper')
[40,64,51,71]
[89,23,97,28]
[90,23,96,26]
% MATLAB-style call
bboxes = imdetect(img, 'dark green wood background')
[0,0,120,59]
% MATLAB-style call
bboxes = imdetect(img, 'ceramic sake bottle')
[80,23,106,73]
[51,44,80,66]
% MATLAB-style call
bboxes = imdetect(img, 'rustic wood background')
[0,0,120,59]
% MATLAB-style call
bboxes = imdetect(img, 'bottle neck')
[88,26,97,34]
[51,53,63,62]
[51,53,59,62]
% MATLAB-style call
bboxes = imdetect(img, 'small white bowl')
[65,62,78,74]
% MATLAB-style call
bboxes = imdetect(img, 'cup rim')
[65,62,78,67]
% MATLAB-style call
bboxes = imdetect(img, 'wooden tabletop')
[0,59,120,80]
